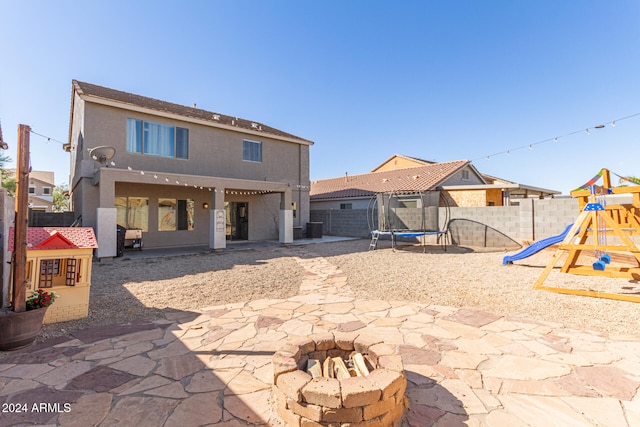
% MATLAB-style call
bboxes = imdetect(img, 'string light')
[24,112,639,196]
[471,112,640,162]
[28,130,65,145]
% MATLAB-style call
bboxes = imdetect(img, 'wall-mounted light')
[202,202,209,209]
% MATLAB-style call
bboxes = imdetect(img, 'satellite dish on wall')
[88,146,116,167]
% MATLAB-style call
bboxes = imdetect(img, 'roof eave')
[78,92,313,146]
[439,183,561,195]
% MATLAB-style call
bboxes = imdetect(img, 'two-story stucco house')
[7,170,56,212]
[65,81,313,258]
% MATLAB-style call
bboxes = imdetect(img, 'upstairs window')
[28,186,35,194]
[127,118,189,159]
[43,187,52,195]
[242,140,262,162]
[461,169,470,180]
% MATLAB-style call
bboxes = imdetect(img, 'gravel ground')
[38,239,640,341]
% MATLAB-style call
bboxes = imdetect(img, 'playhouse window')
[26,260,33,288]
[39,259,60,288]
[38,258,81,288]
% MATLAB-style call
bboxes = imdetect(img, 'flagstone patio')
[1,246,639,426]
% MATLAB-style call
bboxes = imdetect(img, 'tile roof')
[72,80,313,145]
[310,160,469,200]
[8,227,99,251]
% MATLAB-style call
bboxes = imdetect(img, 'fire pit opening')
[272,332,406,426]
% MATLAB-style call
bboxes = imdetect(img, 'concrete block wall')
[386,206,439,231]
[311,198,582,243]
[532,198,578,241]
[310,209,373,238]
[447,206,520,240]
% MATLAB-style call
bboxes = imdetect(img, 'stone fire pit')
[272,331,407,426]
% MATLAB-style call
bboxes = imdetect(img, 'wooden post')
[602,168,611,190]
[11,124,30,312]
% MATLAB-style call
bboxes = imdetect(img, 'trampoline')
[367,190,450,252]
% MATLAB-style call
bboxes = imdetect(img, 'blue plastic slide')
[502,223,575,265]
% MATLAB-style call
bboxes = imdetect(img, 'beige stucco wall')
[80,102,310,185]
[372,156,424,172]
[444,190,488,207]
[486,188,503,206]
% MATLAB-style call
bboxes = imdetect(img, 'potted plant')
[25,289,58,311]
[0,289,58,351]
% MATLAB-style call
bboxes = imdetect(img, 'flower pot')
[0,306,48,351]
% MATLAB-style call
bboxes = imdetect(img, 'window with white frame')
[461,169,470,180]
[126,118,189,159]
[242,140,262,162]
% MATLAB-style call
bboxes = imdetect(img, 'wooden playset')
[534,168,640,302]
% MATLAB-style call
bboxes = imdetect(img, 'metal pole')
[11,124,30,312]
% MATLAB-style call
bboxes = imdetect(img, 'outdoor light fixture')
[203,202,209,209]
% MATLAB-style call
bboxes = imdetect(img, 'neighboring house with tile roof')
[311,159,489,210]
[65,80,313,257]
[8,227,97,323]
[310,154,560,210]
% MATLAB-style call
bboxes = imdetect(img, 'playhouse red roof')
[8,227,98,251]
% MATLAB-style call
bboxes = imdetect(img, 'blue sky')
[1,1,639,194]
